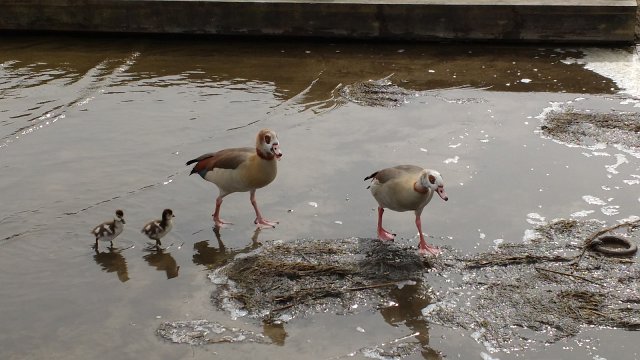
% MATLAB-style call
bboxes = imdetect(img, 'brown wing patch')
[189,147,253,176]
[213,148,253,170]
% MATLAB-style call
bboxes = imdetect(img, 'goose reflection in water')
[379,282,442,359]
[143,247,180,279]
[192,227,262,270]
[93,246,130,283]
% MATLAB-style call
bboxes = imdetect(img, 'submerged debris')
[340,78,416,107]
[340,77,485,107]
[541,109,640,149]
[161,220,638,354]
[425,218,640,352]
[157,319,268,345]
[210,238,429,323]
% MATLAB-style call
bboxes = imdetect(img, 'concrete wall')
[0,0,636,43]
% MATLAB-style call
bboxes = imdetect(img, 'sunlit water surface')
[1,35,639,360]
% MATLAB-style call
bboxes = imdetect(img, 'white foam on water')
[566,46,640,98]
[601,205,620,216]
[571,210,595,218]
[396,280,416,289]
[605,154,629,174]
[619,215,640,223]
[582,195,607,206]
[444,156,460,164]
[535,101,564,121]
[614,143,640,159]
[481,352,501,360]
[421,303,438,316]
[522,229,540,242]
[526,213,546,226]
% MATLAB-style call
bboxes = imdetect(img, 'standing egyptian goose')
[91,209,126,247]
[142,209,175,247]
[364,165,448,255]
[186,129,283,228]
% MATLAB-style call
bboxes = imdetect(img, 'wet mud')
[541,107,640,149]
[160,218,639,355]
[426,218,640,353]
[210,238,428,322]
[158,238,435,358]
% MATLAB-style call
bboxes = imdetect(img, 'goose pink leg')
[213,196,233,228]
[377,207,396,241]
[416,215,440,255]
[251,190,278,228]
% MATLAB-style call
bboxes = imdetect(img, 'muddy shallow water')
[1,35,639,360]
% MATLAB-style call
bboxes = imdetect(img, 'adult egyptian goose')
[186,129,283,228]
[364,165,448,255]
[141,209,175,247]
[91,209,126,247]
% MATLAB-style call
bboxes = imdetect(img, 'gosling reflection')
[192,227,262,269]
[93,246,130,282]
[143,247,180,279]
[379,283,442,359]
[262,321,287,346]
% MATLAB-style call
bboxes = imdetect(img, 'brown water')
[1,34,639,360]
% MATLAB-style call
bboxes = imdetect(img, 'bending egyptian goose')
[364,165,448,255]
[91,209,125,247]
[142,209,175,247]
[186,129,283,228]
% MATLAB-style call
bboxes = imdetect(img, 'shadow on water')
[93,245,130,282]
[192,227,263,269]
[143,247,180,280]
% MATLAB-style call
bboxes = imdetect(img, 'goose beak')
[437,187,448,201]
[272,144,283,160]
